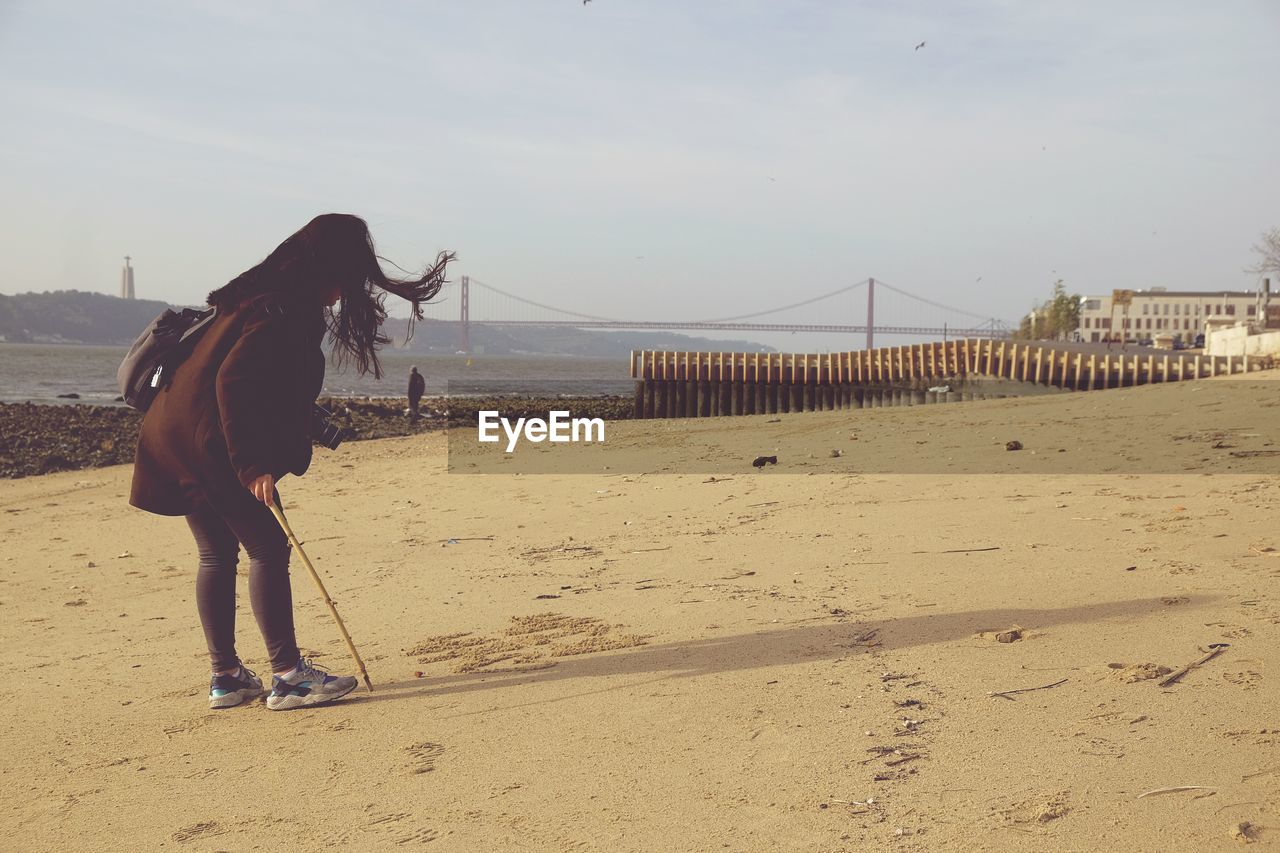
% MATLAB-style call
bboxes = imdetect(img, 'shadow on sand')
[341,595,1217,711]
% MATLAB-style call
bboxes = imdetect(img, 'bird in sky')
[914,41,926,51]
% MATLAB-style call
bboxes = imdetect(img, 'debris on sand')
[1006,440,1023,451]
[1136,786,1215,799]
[752,455,778,468]
[1230,821,1258,844]
[1108,662,1173,683]
[1037,798,1070,823]
[987,678,1068,700]
[976,625,1025,643]
[996,791,1072,826]
[1159,644,1230,687]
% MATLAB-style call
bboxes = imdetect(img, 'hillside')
[0,291,773,356]
[0,291,178,344]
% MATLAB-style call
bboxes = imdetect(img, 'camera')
[311,404,353,450]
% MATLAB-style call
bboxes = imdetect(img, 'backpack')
[117,306,218,411]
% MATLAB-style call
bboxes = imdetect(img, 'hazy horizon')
[1,1,1276,350]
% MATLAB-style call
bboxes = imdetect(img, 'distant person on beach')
[129,214,454,710]
[408,366,425,420]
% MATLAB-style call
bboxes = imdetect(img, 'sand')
[1,373,1278,851]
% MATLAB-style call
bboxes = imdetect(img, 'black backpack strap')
[178,306,217,344]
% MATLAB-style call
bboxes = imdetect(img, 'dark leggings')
[186,499,300,673]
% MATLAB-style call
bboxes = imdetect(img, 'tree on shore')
[1015,279,1081,340]
[1245,226,1280,281]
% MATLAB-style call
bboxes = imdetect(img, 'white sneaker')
[208,666,264,709]
[266,658,357,711]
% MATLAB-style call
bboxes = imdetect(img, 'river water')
[0,343,634,404]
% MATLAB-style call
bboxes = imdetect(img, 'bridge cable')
[466,278,623,323]
[694,279,870,324]
[873,280,1002,323]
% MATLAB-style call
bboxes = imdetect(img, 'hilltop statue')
[120,255,135,300]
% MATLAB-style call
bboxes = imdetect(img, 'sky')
[1,0,1277,350]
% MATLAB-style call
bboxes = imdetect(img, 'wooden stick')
[1158,644,1228,687]
[270,502,373,693]
[1137,786,1214,800]
[987,678,1068,699]
[1242,767,1279,781]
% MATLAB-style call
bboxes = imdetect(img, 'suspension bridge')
[418,276,1013,352]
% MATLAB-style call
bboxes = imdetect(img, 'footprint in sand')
[164,717,211,736]
[408,614,649,674]
[1107,662,1172,683]
[405,741,446,774]
[394,826,440,844]
[1223,670,1261,690]
[367,812,411,826]
[172,821,227,843]
[351,812,439,846]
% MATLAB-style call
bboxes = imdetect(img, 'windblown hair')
[207,213,455,378]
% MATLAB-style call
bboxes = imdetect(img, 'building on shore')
[120,256,135,300]
[1202,279,1280,357]
[1076,286,1271,345]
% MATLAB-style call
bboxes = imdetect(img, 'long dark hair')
[207,213,455,378]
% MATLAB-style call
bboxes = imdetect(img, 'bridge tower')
[865,277,875,350]
[457,275,470,353]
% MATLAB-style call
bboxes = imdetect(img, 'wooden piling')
[628,336,1244,419]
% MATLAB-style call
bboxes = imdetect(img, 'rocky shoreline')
[0,395,636,479]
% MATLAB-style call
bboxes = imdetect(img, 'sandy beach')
[1,375,1278,851]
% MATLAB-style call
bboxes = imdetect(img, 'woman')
[130,213,454,711]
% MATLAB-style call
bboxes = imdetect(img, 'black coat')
[130,293,327,517]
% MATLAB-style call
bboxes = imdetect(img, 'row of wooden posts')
[629,339,1266,418]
